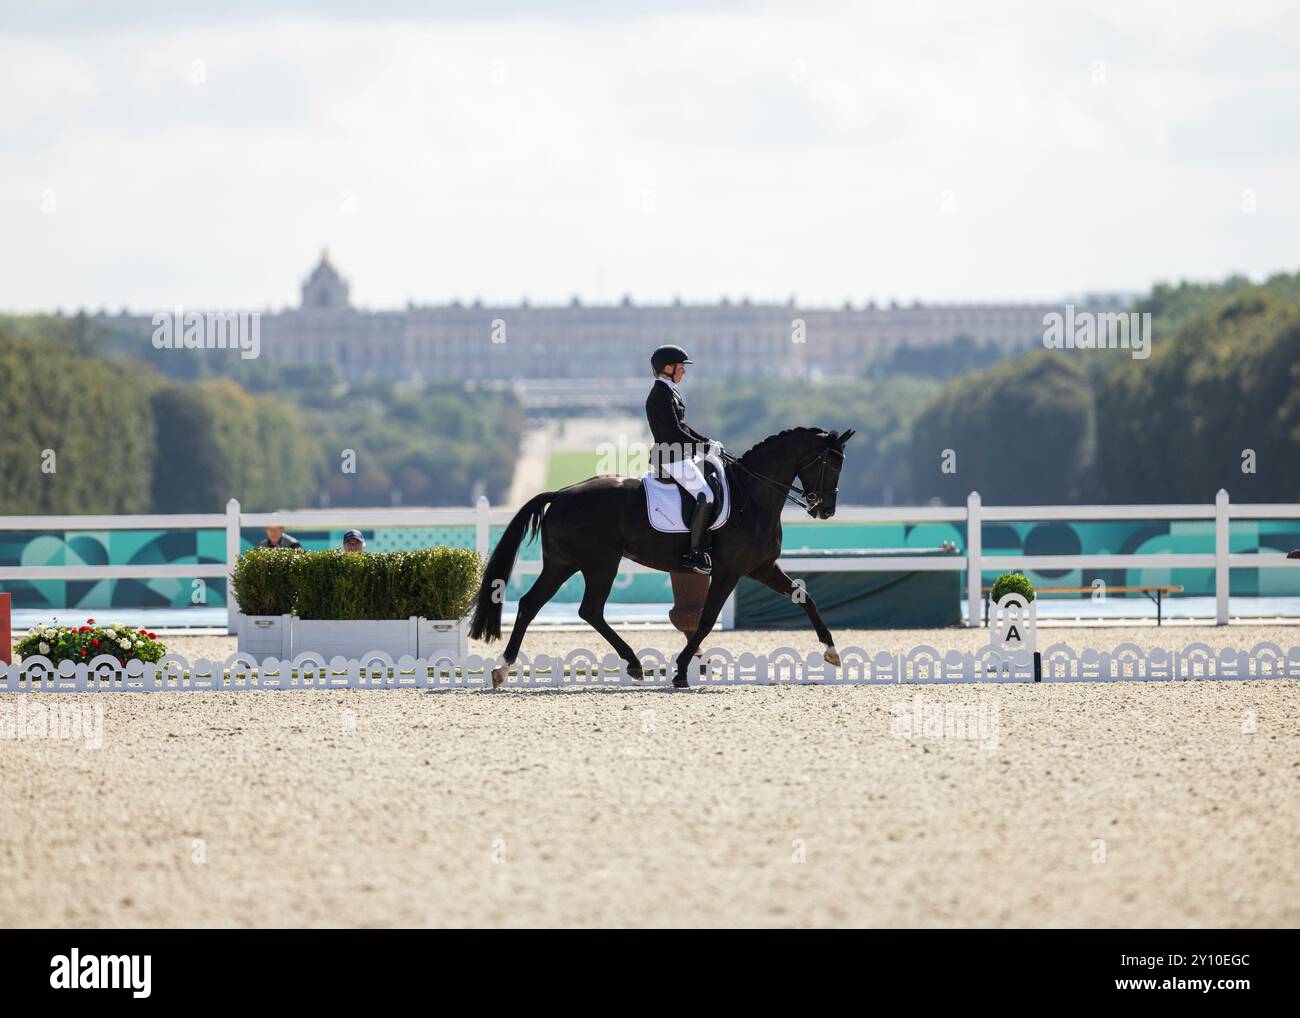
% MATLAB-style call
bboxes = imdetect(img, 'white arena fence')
[2,641,1299,692]
[0,489,1296,634]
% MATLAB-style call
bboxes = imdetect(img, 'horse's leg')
[672,571,740,688]
[578,563,644,679]
[495,562,574,687]
[747,560,840,665]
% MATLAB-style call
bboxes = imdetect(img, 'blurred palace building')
[96,251,1131,389]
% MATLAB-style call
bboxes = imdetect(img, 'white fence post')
[1215,488,1229,625]
[966,491,982,628]
[475,495,490,561]
[225,498,240,634]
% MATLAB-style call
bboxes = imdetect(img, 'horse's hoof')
[672,676,691,689]
[823,645,841,667]
[627,664,645,681]
[491,666,507,689]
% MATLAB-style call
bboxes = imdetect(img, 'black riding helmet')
[651,344,693,373]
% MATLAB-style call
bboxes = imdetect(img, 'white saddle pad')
[642,454,731,534]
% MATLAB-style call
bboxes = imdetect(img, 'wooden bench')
[983,584,1184,626]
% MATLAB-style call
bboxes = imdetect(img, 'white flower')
[39,642,50,654]
[106,629,116,638]
[120,640,132,650]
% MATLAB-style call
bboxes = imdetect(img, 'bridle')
[721,445,844,513]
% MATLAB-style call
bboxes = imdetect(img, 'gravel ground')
[2,624,1298,928]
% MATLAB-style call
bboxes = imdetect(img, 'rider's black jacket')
[646,377,710,474]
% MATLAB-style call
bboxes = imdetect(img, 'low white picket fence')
[2,640,1298,692]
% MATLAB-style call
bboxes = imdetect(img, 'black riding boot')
[684,493,712,575]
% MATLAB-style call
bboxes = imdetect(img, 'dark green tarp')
[735,549,962,629]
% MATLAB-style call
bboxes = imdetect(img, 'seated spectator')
[343,529,366,553]
[259,525,303,550]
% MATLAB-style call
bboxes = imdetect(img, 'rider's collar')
[655,375,681,395]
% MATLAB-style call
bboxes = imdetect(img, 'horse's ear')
[838,428,856,445]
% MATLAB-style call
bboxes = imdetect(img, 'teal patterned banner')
[2,517,1298,610]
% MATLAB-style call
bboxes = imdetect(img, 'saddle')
[641,454,731,534]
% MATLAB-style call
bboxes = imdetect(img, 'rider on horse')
[646,344,720,575]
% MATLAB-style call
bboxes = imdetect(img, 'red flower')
[148,633,157,639]
[86,618,95,624]
[92,639,100,647]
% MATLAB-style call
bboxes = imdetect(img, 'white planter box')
[236,615,468,662]
[237,614,292,662]
[417,618,469,662]
[291,617,415,660]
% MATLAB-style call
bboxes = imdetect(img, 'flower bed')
[16,619,167,665]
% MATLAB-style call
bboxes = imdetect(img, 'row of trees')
[909,272,1300,504]
[6,265,1296,512]
[690,375,941,505]
[0,332,322,514]
[864,334,1011,380]
[150,380,318,512]
[1095,290,1300,503]
[0,334,159,514]
[686,268,1300,505]
[908,351,1095,505]
[310,381,523,508]
[0,323,524,514]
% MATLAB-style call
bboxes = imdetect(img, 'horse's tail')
[470,491,556,641]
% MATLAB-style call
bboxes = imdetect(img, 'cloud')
[1,1,1298,313]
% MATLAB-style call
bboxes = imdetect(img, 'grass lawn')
[545,445,652,488]
[545,450,602,489]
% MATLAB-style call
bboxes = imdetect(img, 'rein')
[721,446,843,512]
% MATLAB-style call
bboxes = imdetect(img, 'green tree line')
[0,323,523,514]
[6,265,1296,513]
[909,270,1300,504]
[690,375,942,504]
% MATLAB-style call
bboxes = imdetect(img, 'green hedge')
[991,572,1035,603]
[229,548,298,615]
[231,546,483,621]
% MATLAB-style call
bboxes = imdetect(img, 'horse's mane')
[740,426,834,464]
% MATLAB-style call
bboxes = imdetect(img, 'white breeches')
[662,456,714,503]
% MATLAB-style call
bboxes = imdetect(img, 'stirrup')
[684,551,712,575]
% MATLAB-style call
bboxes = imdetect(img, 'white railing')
[0,490,1296,633]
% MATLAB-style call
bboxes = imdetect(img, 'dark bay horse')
[470,426,855,688]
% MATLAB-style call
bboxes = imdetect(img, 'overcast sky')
[2,0,1298,312]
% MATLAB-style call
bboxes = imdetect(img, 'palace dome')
[301,249,351,308]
